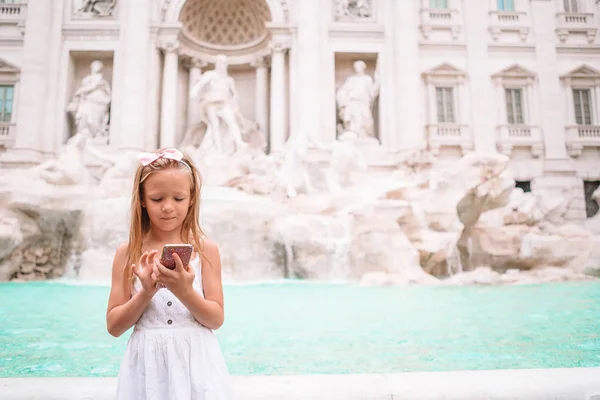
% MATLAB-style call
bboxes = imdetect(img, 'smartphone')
[160,244,194,270]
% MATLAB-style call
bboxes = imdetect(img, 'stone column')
[295,0,323,143]
[529,80,540,127]
[380,1,397,148]
[288,26,299,143]
[465,0,496,153]
[187,58,207,128]
[159,41,180,149]
[531,0,568,159]
[251,56,269,144]
[394,0,424,151]
[112,0,152,151]
[595,81,600,125]
[530,0,576,220]
[269,43,287,153]
[1,0,53,165]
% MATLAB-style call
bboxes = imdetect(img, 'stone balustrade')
[566,125,600,157]
[426,123,472,155]
[555,12,597,43]
[488,10,530,42]
[0,1,26,22]
[419,3,461,40]
[0,123,15,147]
[496,124,544,157]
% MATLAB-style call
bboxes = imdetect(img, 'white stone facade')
[0,0,599,218]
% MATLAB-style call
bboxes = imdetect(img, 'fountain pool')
[1,280,600,378]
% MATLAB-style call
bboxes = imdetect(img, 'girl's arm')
[105,243,156,337]
[175,238,225,330]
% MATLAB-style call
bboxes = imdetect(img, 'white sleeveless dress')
[116,256,233,400]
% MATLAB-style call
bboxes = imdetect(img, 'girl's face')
[141,167,192,234]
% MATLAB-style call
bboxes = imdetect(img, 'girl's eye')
[150,198,161,202]
[175,198,185,202]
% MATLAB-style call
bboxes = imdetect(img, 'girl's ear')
[141,200,146,208]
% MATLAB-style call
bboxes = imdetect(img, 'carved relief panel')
[332,0,375,22]
[72,0,118,19]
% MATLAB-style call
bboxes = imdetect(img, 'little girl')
[106,148,232,399]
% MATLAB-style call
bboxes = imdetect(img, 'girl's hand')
[153,253,195,298]
[132,250,159,297]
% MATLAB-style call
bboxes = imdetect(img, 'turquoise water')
[1,281,600,378]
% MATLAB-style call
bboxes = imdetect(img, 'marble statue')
[276,130,317,198]
[87,148,139,198]
[188,54,251,155]
[334,0,373,20]
[324,132,368,192]
[454,155,513,271]
[66,61,112,144]
[336,60,379,140]
[36,134,91,186]
[75,0,117,17]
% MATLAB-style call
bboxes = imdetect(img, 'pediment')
[423,63,466,77]
[0,58,20,74]
[561,65,600,80]
[492,64,536,79]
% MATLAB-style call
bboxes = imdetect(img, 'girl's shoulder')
[113,242,130,265]
[109,242,131,281]
[200,236,218,252]
[116,241,130,255]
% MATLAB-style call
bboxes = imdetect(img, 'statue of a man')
[336,60,379,140]
[66,60,112,143]
[189,54,249,155]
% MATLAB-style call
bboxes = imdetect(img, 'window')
[0,86,14,123]
[436,87,455,123]
[515,181,531,193]
[573,89,592,125]
[497,0,515,11]
[563,0,580,13]
[505,88,524,124]
[584,181,600,218]
[430,0,448,8]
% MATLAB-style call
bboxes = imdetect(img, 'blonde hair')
[124,150,206,287]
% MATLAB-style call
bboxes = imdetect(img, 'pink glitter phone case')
[160,244,193,270]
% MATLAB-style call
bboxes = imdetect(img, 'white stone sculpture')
[275,130,317,198]
[66,61,112,144]
[36,134,92,186]
[482,186,575,228]
[83,146,139,198]
[336,60,379,141]
[188,54,251,155]
[324,132,368,193]
[334,0,373,21]
[583,186,600,234]
[75,0,117,17]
